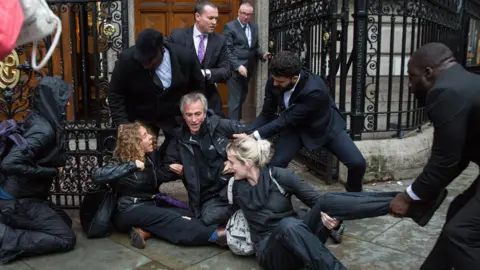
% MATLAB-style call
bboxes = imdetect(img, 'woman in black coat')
[92,122,226,249]
[225,137,435,270]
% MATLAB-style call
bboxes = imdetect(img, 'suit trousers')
[421,175,480,270]
[256,191,398,270]
[113,202,217,246]
[0,198,76,264]
[270,130,366,191]
[228,71,250,121]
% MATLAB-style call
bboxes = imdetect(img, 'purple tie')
[198,34,206,63]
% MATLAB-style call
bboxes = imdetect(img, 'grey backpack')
[225,169,286,256]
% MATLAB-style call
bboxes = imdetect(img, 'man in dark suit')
[166,1,231,117]
[223,2,270,120]
[390,42,480,270]
[108,28,205,159]
[237,51,366,193]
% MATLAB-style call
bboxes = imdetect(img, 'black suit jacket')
[223,19,265,70]
[410,64,480,200]
[107,42,205,133]
[252,71,345,150]
[166,26,231,97]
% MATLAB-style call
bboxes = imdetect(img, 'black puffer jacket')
[159,111,251,217]
[91,153,158,199]
[0,77,72,199]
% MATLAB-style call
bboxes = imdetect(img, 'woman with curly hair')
[92,122,227,249]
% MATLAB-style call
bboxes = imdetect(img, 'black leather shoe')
[407,189,448,227]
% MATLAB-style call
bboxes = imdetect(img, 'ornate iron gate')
[268,0,467,183]
[0,0,129,208]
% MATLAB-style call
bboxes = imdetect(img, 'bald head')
[409,42,455,70]
[407,42,457,106]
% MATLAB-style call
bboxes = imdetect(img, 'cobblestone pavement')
[1,162,477,270]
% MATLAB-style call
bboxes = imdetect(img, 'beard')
[277,81,297,92]
[414,89,428,107]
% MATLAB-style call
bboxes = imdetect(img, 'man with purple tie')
[166,1,232,117]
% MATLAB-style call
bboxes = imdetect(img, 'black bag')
[79,184,117,238]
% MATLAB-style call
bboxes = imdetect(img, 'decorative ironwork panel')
[362,0,463,137]
[268,0,347,183]
[0,0,129,208]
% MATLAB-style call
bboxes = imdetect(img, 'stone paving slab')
[0,163,477,270]
[22,228,151,270]
[327,236,424,270]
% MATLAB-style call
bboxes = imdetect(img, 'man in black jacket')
[108,28,205,160]
[0,77,76,264]
[166,1,231,117]
[159,92,251,225]
[243,51,366,193]
[390,42,480,270]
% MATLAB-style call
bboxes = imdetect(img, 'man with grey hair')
[159,92,251,225]
[223,2,271,120]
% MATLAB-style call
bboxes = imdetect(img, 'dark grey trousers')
[256,191,398,270]
[0,198,76,264]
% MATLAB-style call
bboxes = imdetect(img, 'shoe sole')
[130,228,146,249]
[417,189,448,227]
[330,223,345,244]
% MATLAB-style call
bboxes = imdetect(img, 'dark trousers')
[256,191,398,270]
[207,89,226,118]
[0,198,76,264]
[270,130,366,191]
[228,72,249,121]
[200,195,231,226]
[113,202,217,246]
[421,175,480,270]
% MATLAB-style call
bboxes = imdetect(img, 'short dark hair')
[134,28,164,63]
[194,1,217,15]
[269,51,302,77]
[411,42,454,70]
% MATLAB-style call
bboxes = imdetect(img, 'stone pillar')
[128,1,135,46]
[242,0,269,121]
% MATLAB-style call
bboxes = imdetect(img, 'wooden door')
[134,0,241,116]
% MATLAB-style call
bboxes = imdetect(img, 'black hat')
[134,28,164,63]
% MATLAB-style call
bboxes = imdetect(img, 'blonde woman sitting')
[226,137,437,270]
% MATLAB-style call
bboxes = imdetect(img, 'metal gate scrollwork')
[0,0,130,208]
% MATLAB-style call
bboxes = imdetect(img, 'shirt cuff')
[253,131,262,140]
[200,69,206,77]
[205,69,212,79]
[406,185,421,201]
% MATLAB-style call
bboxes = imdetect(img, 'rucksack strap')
[227,176,235,205]
[0,119,30,156]
[269,168,289,197]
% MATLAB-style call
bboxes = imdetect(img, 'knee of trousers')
[58,228,77,251]
[275,218,305,238]
[347,155,367,173]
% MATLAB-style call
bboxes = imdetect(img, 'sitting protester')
[226,137,445,270]
[91,122,227,249]
[159,92,252,226]
[0,77,76,264]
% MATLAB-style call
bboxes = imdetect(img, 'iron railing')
[268,0,469,182]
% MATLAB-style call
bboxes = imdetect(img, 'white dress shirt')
[154,48,172,88]
[193,24,211,79]
[238,18,251,47]
[253,74,301,140]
